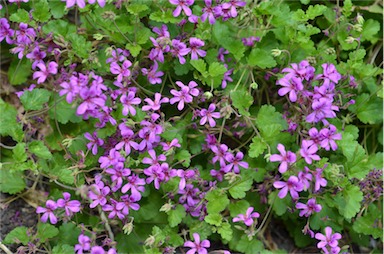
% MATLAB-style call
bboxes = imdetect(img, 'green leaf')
[29,140,52,159]
[52,244,74,254]
[9,9,30,23]
[248,48,277,69]
[48,1,66,19]
[0,100,24,141]
[32,0,51,22]
[269,191,290,216]
[208,62,227,77]
[8,58,32,85]
[338,132,369,179]
[292,9,307,22]
[57,223,82,246]
[37,223,59,242]
[334,184,363,220]
[255,105,288,138]
[230,89,254,117]
[43,20,76,37]
[67,34,92,59]
[127,3,149,15]
[175,150,191,167]
[348,49,366,62]
[362,19,380,42]
[174,60,192,76]
[0,170,26,194]
[167,205,186,227]
[306,4,327,20]
[20,89,51,111]
[136,27,151,45]
[126,43,142,57]
[48,94,82,124]
[353,208,383,239]
[190,59,208,77]
[229,179,253,199]
[206,189,229,214]
[3,226,29,245]
[229,200,250,217]
[349,93,383,124]
[249,136,267,158]
[236,235,264,253]
[218,222,233,241]
[13,143,27,163]
[204,213,222,226]
[149,10,180,23]
[342,0,353,17]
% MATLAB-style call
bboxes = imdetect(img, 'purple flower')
[273,175,304,199]
[33,62,58,84]
[57,192,81,217]
[121,194,140,215]
[121,174,146,200]
[169,0,194,17]
[276,76,303,102]
[171,39,190,64]
[315,63,342,87]
[36,200,58,224]
[319,125,341,151]
[296,198,322,217]
[282,60,315,81]
[88,183,110,208]
[115,124,138,155]
[15,23,35,44]
[98,148,125,168]
[211,144,230,167]
[120,91,141,116]
[217,47,229,62]
[298,167,312,191]
[184,233,210,254]
[62,0,86,8]
[224,151,248,173]
[300,140,320,164]
[143,149,167,168]
[199,103,221,127]
[170,81,199,110]
[105,163,131,191]
[241,36,260,46]
[222,65,233,89]
[84,132,104,155]
[142,92,169,111]
[15,84,36,98]
[110,60,132,82]
[103,198,125,220]
[90,246,106,254]
[149,37,170,63]
[88,0,105,7]
[141,61,164,85]
[221,0,246,18]
[306,97,339,124]
[74,234,91,254]
[314,166,327,192]
[270,144,296,174]
[187,38,206,60]
[161,138,181,151]
[315,227,342,253]
[232,207,260,226]
[201,0,216,24]
[0,18,15,44]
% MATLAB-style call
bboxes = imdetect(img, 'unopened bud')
[271,49,282,57]
[250,82,258,90]
[144,235,156,247]
[204,91,213,100]
[356,13,364,25]
[325,48,336,55]
[62,138,73,148]
[353,24,363,32]
[224,172,239,184]
[160,202,173,213]
[93,33,105,41]
[306,56,316,65]
[102,11,116,21]
[123,222,134,235]
[345,36,355,44]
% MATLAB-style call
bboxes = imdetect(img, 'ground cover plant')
[0,0,383,253]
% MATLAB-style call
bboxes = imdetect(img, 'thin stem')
[218,117,226,143]
[113,20,132,44]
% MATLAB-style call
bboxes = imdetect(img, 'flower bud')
[250,82,258,90]
[353,24,363,32]
[271,49,282,57]
[325,47,336,55]
[123,222,133,235]
[144,235,156,247]
[102,11,116,21]
[203,91,213,100]
[356,13,364,25]
[62,138,73,148]
[160,202,173,213]
[345,36,355,44]
[93,33,105,41]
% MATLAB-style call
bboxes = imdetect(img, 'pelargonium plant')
[0,0,382,254]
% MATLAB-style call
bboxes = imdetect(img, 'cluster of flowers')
[74,233,117,254]
[270,61,349,253]
[359,168,383,205]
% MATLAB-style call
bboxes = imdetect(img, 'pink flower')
[36,200,58,224]
[88,0,105,7]
[110,60,132,82]
[273,175,304,199]
[315,227,342,252]
[184,233,210,254]
[277,76,303,102]
[161,138,181,151]
[169,0,194,17]
[232,207,260,226]
[74,234,91,254]
[141,61,164,85]
[296,198,322,217]
[201,0,216,24]
[33,62,58,84]
[62,0,86,8]
[199,103,220,127]
[187,37,206,60]
[120,91,141,116]
[300,140,320,164]
[57,192,81,216]
[84,132,104,155]
[170,81,199,110]
[142,92,169,111]
[270,144,296,173]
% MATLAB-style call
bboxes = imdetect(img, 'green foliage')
[29,140,52,159]
[230,89,254,117]
[167,205,186,227]
[8,58,32,85]
[334,184,363,220]
[228,178,253,199]
[10,9,30,23]
[174,149,191,167]
[0,100,24,142]
[349,93,383,125]
[33,0,51,22]
[37,223,59,243]
[206,189,229,214]
[249,136,268,158]
[0,170,26,194]
[248,48,277,69]
[20,89,52,111]
[3,226,29,245]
